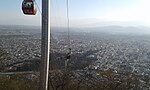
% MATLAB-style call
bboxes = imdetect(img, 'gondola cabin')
[22,0,37,15]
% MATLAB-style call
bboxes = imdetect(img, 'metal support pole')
[39,0,50,90]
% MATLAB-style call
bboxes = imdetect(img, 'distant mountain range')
[1,25,150,35]
[51,25,150,35]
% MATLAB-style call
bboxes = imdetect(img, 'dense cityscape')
[0,25,150,90]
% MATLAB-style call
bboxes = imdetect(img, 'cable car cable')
[35,0,64,71]
[67,0,71,52]
[35,0,71,71]
[65,0,71,71]
[35,1,48,24]
[35,1,42,14]
[35,0,71,51]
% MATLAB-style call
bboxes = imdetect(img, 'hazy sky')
[0,0,41,26]
[52,0,150,27]
[1,0,150,27]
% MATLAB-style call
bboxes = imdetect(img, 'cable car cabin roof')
[22,0,37,15]
[24,0,35,2]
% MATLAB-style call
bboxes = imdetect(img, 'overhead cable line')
[67,0,70,49]
[65,0,71,71]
